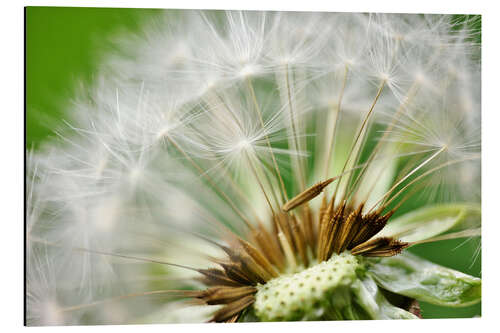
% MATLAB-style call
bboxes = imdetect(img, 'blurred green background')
[26,7,163,148]
[25,7,481,319]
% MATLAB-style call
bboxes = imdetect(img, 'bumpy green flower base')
[253,252,363,321]
[242,252,421,322]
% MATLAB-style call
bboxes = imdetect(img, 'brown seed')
[351,237,408,256]
[202,286,257,305]
[282,177,337,212]
[211,295,256,322]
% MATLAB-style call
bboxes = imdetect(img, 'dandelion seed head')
[27,10,481,324]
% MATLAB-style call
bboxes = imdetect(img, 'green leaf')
[365,252,481,307]
[378,203,481,242]
[351,276,418,319]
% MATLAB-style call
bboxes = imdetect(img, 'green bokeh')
[26,6,163,147]
[25,7,481,320]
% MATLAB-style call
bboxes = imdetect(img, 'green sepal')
[365,252,481,307]
[351,275,418,319]
[378,203,481,242]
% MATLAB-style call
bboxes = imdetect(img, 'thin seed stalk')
[244,149,277,218]
[284,63,307,191]
[324,65,349,179]
[246,77,289,202]
[167,136,253,228]
[367,144,447,212]
[373,155,479,213]
[334,79,386,202]
[347,81,421,203]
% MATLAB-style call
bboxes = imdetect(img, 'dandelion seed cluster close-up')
[26,9,481,325]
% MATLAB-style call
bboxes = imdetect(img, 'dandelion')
[26,10,481,325]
